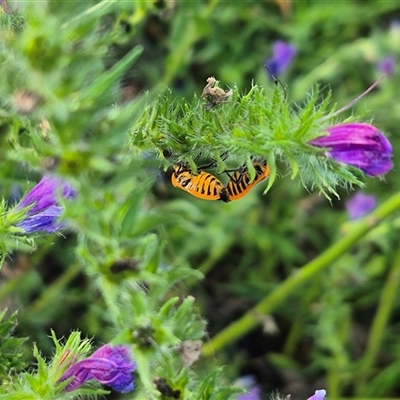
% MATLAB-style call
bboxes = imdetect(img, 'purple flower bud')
[309,123,393,176]
[307,389,326,400]
[15,175,76,233]
[377,56,395,76]
[59,344,136,393]
[345,192,377,220]
[265,40,297,77]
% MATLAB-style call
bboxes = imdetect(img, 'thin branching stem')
[318,75,385,123]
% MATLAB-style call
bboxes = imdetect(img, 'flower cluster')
[15,175,76,234]
[59,344,136,393]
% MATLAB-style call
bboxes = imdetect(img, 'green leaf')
[79,45,143,101]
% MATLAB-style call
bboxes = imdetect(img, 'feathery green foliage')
[132,80,366,198]
[0,0,400,399]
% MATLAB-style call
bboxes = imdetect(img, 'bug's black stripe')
[192,173,213,196]
[196,174,206,194]
[239,174,248,192]
[197,175,205,194]
[230,172,247,194]
[206,174,218,195]
[228,174,240,196]
[203,174,213,195]
[211,176,221,196]
[233,178,241,194]
[191,177,201,192]
[226,180,233,196]
[255,166,263,175]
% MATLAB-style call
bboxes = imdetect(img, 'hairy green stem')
[354,242,400,395]
[202,191,400,357]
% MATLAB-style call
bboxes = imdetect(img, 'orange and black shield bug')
[225,160,270,201]
[171,164,230,202]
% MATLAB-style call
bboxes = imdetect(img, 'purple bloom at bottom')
[265,40,297,77]
[307,389,326,400]
[237,385,261,400]
[59,344,136,393]
[345,192,377,220]
[235,376,261,400]
[377,56,395,76]
[15,175,76,233]
[309,123,393,176]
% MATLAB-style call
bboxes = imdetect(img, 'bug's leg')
[223,169,243,185]
[198,160,218,170]
[194,152,202,164]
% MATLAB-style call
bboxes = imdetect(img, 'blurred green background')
[2,0,400,399]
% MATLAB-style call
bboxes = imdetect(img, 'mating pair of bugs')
[171,160,270,202]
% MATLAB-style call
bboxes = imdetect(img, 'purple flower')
[237,385,261,400]
[15,175,76,233]
[377,56,395,76]
[309,123,393,176]
[345,192,377,220]
[265,40,297,77]
[59,344,136,393]
[234,376,261,400]
[307,389,326,400]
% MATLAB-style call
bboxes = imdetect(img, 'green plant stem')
[328,310,351,399]
[61,0,116,28]
[283,276,321,356]
[354,243,400,396]
[28,263,82,314]
[163,0,220,86]
[202,191,400,357]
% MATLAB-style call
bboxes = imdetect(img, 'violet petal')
[309,123,393,176]
[59,344,136,394]
[17,175,76,215]
[307,389,326,400]
[237,385,261,400]
[15,175,76,233]
[15,206,65,233]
